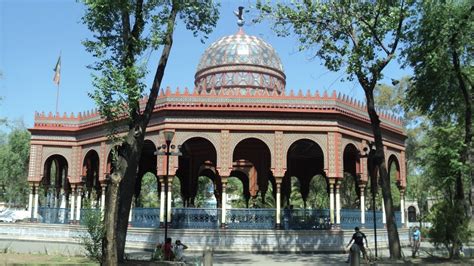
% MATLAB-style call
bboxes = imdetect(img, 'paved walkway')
[126,243,474,265]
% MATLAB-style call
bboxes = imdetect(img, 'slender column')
[76,187,82,223]
[360,186,366,227]
[159,178,165,226]
[335,182,341,226]
[221,180,227,228]
[28,184,33,219]
[33,184,39,221]
[70,186,76,222]
[382,198,386,225]
[167,177,172,223]
[128,200,134,227]
[400,191,405,226]
[100,184,106,212]
[329,182,335,225]
[275,182,281,229]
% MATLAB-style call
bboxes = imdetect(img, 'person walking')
[346,226,368,263]
[412,226,421,258]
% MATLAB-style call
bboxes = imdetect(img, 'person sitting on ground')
[162,237,174,261]
[173,239,188,262]
[346,226,368,263]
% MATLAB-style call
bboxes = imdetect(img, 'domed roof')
[195,29,286,95]
[197,30,284,73]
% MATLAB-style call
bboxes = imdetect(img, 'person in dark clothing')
[346,226,368,263]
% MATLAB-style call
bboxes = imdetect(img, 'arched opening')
[135,140,158,206]
[341,144,361,208]
[388,155,401,210]
[408,206,417,222]
[176,137,217,207]
[41,155,70,208]
[82,150,100,208]
[285,139,325,208]
[232,138,272,207]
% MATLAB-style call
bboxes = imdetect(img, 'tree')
[403,0,473,217]
[420,124,471,258]
[81,1,219,263]
[0,122,30,207]
[256,1,414,258]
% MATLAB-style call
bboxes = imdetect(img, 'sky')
[0,0,410,130]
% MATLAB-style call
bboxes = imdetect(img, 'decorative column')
[382,198,386,225]
[159,178,165,227]
[167,176,172,223]
[128,199,134,227]
[28,183,34,220]
[33,183,39,221]
[335,181,341,227]
[70,186,76,222]
[360,184,366,227]
[400,190,405,227]
[100,184,106,212]
[329,180,335,225]
[221,178,227,228]
[275,181,282,229]
[76,186,82,224]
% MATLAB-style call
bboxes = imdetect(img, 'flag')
[53,55,61,85]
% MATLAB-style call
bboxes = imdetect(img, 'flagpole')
[55,82,60,115]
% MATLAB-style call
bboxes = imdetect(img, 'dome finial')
[234,6,245,28]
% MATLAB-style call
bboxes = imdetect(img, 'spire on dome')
[234,6,245,28]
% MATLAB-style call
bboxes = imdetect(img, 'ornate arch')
[172,131,220,169]
[230,132,275,169]
[283,133,327,171]
[40,146,72,180]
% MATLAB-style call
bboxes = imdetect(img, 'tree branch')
[142,1,178,127]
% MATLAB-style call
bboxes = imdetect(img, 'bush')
[427,200,471,259]
[78,209,104,263]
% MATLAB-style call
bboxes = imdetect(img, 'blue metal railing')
[172,208,220,229]
[38,207,71,224]
[35,207,402,230]
[132,208,160,228]
[227,208,275,229]
[283,208,331,230]
[340,209,362,229]
[364,210,384,229]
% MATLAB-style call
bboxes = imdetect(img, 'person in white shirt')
[173,239,188,262]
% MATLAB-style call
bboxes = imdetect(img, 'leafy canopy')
[82,0,219,124]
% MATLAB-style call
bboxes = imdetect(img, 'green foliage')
[227,177,246,208]
[340,173,358,209]
[307,175,328,209]
[427,200,471,258]
[138,172,158,208]
[289,176,304,208]
[403,0,473,123]
[78,209,104,263]
[194,176,214,208]
[82,0,220,125]
[256,1,414,83]
[0,122,30,206]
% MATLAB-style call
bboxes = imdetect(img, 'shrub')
[78,209,104,263]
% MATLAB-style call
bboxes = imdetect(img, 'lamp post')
[155,130,179,244]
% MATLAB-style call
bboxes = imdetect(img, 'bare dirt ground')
[0,253,97,265]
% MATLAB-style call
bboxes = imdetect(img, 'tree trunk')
[102,172,121,266]
[116,132,143,262]
[365,89,402,259]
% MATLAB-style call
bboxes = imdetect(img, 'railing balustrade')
[172,208,219,229]
[38,207,70,224]
[283,208,331,230]
[340,209,362,229]
[34,207,403,230]
[226,208,275,229]
[132,208,160,228]
[364,210,384,229]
